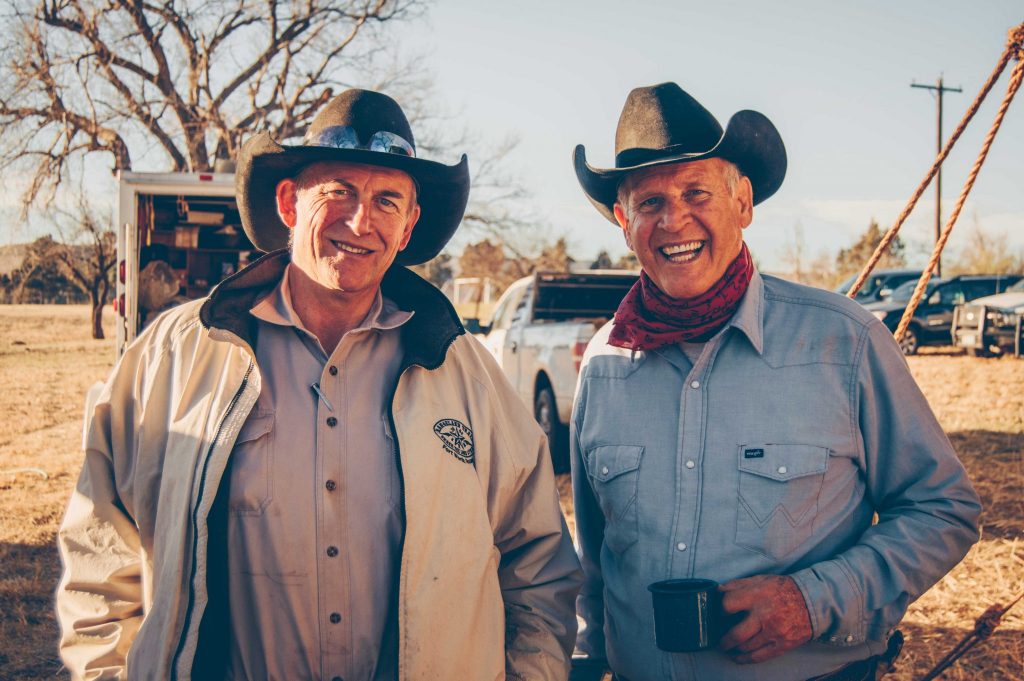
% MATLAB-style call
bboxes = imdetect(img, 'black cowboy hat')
[574,82,787,223]
[236,89,470,265]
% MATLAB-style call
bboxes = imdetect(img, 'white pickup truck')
[473,270,638,471]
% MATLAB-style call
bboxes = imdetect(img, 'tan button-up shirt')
[225,267,412,681]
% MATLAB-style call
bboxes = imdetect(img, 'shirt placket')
[668,341,719,578]
[318,346,351,681]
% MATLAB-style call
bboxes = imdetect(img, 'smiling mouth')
[659,240,705,263]
[330,239,372,255]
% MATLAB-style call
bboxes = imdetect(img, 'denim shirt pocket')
[228,409,275,516]
[735,443,829,560]
[585,444,644,554]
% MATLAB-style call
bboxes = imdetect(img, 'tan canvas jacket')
[56,252,582,681]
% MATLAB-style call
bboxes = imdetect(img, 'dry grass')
[0,306,1020,680]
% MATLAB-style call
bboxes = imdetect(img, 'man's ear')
[397,204,421,251]
[737,176,754,230]
[613,202,634,251]
[276,178,298,229]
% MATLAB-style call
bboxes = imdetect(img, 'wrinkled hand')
[718,574,812,664]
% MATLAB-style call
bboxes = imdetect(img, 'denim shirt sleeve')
[790,319,981,645]
[571,375,608,661]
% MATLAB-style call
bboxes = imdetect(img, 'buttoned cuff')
[790,559,867,647]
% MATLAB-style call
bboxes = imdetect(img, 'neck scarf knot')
[608,243,754,352]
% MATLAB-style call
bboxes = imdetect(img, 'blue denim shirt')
[571,270,981,681]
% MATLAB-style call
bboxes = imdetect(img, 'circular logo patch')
[433,418,475,464]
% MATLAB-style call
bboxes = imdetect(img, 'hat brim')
[573,110,787,224]
[236,132,470,265]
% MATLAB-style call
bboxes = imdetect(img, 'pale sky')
[4,1,1021,273]
[395,0,1024,270]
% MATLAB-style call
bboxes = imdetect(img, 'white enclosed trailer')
[114,171,256,355]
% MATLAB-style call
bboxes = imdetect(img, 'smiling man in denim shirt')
[568,82,981,681]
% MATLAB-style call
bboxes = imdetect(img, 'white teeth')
[660,241,704,259]
[331,240,371,254]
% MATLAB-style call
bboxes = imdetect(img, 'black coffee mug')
[648,578,727,652]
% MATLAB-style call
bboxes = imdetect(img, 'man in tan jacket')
[57,89,582,680]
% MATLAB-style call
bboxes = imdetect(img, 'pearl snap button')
[676,542,687,551]
[777,465,788,475]
[690,380,700,389]
[601,466,609,475]
[845,634,855,643]
[685,460,695,469]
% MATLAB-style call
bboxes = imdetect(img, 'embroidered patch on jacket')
[433,418,475,464]
[744,448,765,459]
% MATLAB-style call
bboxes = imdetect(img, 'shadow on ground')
[0,541,65,681]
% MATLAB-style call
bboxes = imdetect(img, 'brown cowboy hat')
[236,89,470,265]
[574,82,787,223]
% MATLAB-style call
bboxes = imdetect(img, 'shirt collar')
[249,264,414,333]
[725,267,765,356]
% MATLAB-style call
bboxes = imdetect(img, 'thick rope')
[894,44,1024,341]
[919,591,1024,681]
[846,23,1024,301]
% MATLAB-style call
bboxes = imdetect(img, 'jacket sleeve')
[57,345,149,680]
[57,392,144,680]
[570,376,607,663]
[483,365,583,679]
[790,320,981,646]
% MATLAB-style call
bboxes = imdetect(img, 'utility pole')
[911,76,961,278]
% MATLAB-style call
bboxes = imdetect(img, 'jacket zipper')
[389,330,462,681]
[170,360,254,680]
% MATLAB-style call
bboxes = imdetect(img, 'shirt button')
[329,365,338,376]
[690,380,700,389]
[676,542,687,551]
[778,465,788,474]
[829,636,838,642]
[325,480,337,491]
[326,416,338,427]
[601,466,609,475]
[685,460,695,469]
[326,546,339,557]
[845,634,855,643]
[330,612,341,624]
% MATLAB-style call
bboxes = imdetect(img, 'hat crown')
[615,83,722,168]
[306,89,416,151]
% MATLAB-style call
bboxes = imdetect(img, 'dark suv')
[835,269,924,303]
[863,274,1022,355]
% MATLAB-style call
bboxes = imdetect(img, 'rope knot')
[1009,23,1024,61]
[973,603,1004,639]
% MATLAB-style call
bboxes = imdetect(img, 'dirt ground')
[1,305,1021,680]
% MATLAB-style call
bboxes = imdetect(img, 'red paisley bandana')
[608,243,754,351]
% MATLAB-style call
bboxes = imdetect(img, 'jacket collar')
[200,249,464,369]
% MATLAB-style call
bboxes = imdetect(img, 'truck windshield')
[887,280,941,303]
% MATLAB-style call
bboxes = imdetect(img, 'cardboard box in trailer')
[114,171,258,356]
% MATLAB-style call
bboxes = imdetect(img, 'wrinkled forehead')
[295,160,417,195]
[622,157,732,191]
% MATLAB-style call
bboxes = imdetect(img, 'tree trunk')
[91,292,105,340]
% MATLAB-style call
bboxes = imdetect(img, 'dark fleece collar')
[199,249,465,370]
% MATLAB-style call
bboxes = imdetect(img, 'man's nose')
[658,199,689,232]
[346,200,372,236]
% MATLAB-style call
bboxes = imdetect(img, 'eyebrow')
[376,189,407,200]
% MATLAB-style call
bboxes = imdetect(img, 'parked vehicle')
[471,270,638,471]
[951,278,1024,357]
[835,269,923,303]
[114,171,255,356]
[864,274,1022,355]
